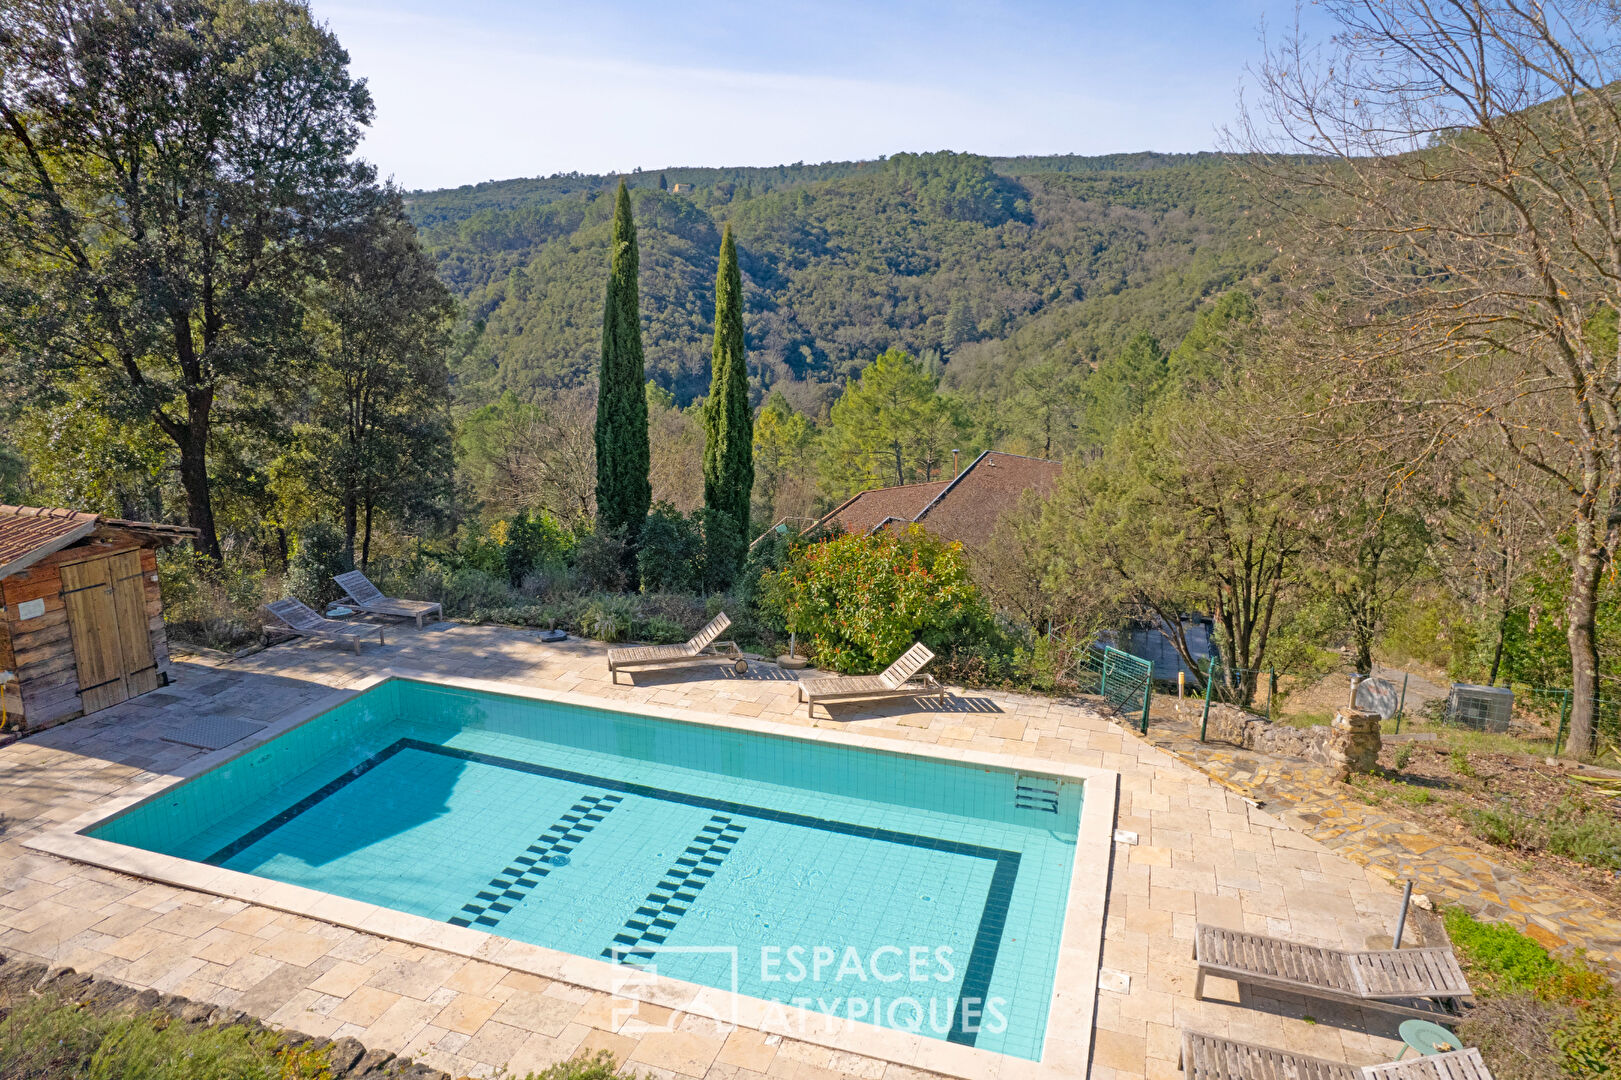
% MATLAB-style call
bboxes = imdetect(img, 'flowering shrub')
[761,526,995,674]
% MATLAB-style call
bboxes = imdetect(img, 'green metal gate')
[1076,644,1154,733]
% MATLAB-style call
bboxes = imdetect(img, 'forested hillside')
[413,151,1277,412]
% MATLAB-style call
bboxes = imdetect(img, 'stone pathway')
[0,621,1420,1080]
[1132,711,1621,967]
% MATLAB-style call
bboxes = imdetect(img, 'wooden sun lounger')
[334,570,443,629]
[1181,1030,1493,1080]
[1194,924,1472,1019]
[797,642,944,718]
[265,598,385,654]
[1363,1048,1493,1080]
[607,612,746,684]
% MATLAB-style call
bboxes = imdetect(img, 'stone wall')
[1192,703,1382,778]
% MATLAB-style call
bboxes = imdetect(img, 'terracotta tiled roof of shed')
[0,506,100,579]
[0,505,200,580]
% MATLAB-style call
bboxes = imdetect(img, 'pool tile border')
[25,668,1118,1080]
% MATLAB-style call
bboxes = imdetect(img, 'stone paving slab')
[0,622,1412,1079]
[1136,716,1621,966]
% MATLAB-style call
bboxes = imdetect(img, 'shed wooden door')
[60,550,155,714]
[110,551,158,695]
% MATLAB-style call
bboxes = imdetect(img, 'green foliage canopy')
[820,348,971,498]
[0,0,377,558]
[285,192,456,568]
[761,526,994,674]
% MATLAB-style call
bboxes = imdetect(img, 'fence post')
[1557,690,1571,756]
[1200,659,1215,742]
[1099,651,1108,697]
[1395,672,1409,734]
[1267,667,1276,722]
[1140,660,1153,735]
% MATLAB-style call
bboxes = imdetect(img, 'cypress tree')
[595,180,652,549]
[703,224,753,582]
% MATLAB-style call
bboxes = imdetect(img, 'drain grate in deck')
[162,716,265,751]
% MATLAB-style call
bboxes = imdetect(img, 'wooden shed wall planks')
[0,538,171,730]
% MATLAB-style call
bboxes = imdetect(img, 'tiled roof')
[0,505,200,580]
[811,451,1062,549]
[816,480,950,538]
[913,451,1063,548]
[0,506,99,579]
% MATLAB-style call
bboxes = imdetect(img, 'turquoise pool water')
[92,680,1081,1060]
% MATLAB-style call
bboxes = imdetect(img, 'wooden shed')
[0,505,198,731]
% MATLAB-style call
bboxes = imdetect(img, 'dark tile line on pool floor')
[604,813,746,963]
[199,736,1021,1048]
[450,791,625,929]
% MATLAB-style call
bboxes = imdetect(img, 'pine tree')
[595,181,652,551]
[702,224,753,583]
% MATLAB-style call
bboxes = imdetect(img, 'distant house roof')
[0,504,198,579]
[816,480,950,539]
[811,451,1062,549]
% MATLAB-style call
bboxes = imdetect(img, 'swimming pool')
[59,676,1111,1069]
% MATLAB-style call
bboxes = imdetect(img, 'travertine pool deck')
[0,622,1413,1079]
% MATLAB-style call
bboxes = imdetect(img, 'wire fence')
[1197,662,1272,741]
[1187,659,1419,741]
[1182,657,1621,755]
[1199,663,1281,716]
[1075,644,1153,734]
[1101,631,1621,754]
[1517,687,1621,755]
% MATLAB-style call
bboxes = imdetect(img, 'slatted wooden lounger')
[1180,1030,1494,1080]
[1194,924,1472,1019]
[797,642,944,718]
[265,598,386,654]
[1362,1048,1494,1080]
[606,612,746,684]
[334,570,444,629]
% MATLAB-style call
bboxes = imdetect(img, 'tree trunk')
[361,499,375,572]
[177,430,221,562]
[342,491,359,569]
[1353,635,1373,678]
[1487,598,1509,686]
[1564,548,1603,758]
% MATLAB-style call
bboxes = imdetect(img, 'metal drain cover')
[162,716,266,751]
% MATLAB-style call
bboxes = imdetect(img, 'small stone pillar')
[1329,709,1382,780]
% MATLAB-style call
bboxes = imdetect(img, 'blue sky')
[317,1,1330,191]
